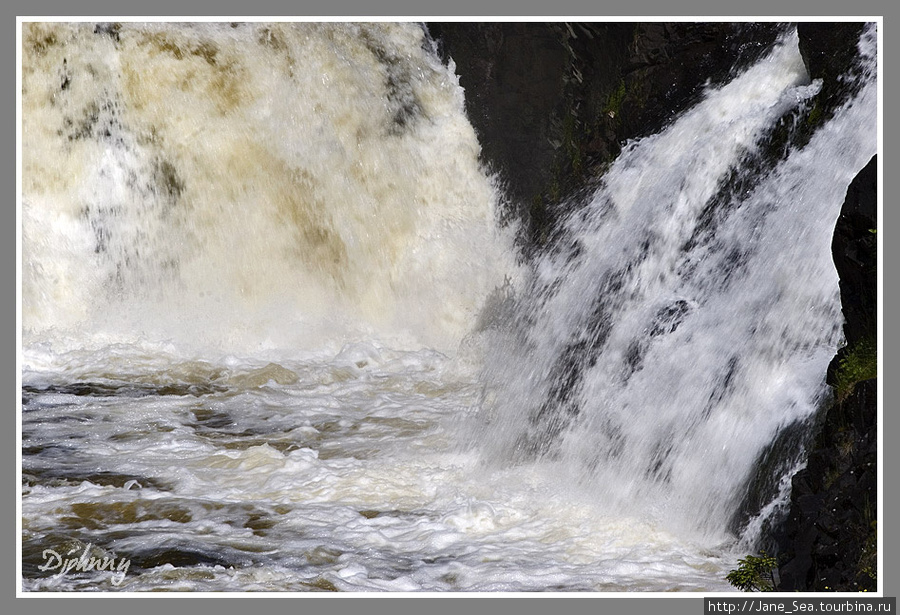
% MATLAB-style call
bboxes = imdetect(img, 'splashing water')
[21,22,517,362]
[470,27,877,544]
[20,22,877,592]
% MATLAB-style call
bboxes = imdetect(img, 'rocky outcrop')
[427,22,782,251]
[829,156,878,352]
[777,379,877,592]
[776,154,878,592]
[797,23,868,121]
[773,23,877,593]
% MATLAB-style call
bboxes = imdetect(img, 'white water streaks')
[20,22,878,592]
[21,22,519,361]
[471,27,877,542]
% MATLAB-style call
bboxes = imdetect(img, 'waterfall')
[21,22,517,362]
[470,26,877,543]
[20,21,878,591]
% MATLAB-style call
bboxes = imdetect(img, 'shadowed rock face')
[830,156,878,351]
[426,22,782,250]
[776,155,878,593]
[775,22,877,593]
[777,380,877,592]
[797,23,867,111]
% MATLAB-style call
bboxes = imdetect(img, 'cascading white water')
[20,21,877,592]
[472,26,877,544]
[21,22,518,363]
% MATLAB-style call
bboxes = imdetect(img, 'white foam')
[22,22,520,360]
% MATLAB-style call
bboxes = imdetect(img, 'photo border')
[9,2,892,614]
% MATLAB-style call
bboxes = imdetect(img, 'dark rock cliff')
[775,22,877,593]
[776,154,878,592]
[427,22,782,252]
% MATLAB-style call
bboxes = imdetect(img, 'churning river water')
[20,21,877,592]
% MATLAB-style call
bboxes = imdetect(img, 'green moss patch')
[834,337,877,401]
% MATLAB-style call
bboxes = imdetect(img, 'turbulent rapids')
[20,22,877,592]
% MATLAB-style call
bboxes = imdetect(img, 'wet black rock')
[829,155,878,352]
[797,23,867,112]
[426,22,782,251]
[777,380,877,591]
[776,152,878,592]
